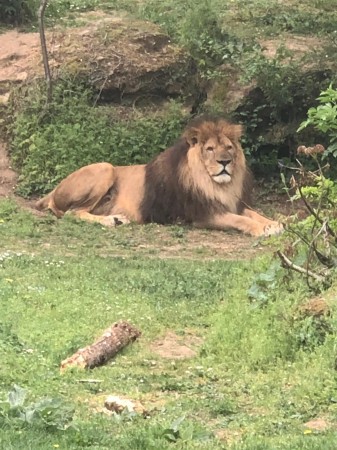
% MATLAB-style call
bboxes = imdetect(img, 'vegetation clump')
[8,81,186,196]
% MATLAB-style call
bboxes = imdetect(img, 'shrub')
[277,86,337,289]
[234,51,335,172]
[297,84,337,158]
[0,0,37,24]
[8,81,186,196]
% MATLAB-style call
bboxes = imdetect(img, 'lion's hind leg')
[36,163,123,226]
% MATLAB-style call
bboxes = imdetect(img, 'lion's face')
[184,119,245,184]
[200,135,236,184]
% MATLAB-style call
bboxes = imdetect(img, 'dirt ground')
[0,30,41,86]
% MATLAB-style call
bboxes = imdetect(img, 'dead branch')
[38,0,52,104]
[288,227,331,265]
[277,251,325,283]
[61,321,141,371]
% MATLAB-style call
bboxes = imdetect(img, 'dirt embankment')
[0,141,17,198]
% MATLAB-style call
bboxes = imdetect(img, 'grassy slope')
[48,0,337,39]
[1,199,337,449]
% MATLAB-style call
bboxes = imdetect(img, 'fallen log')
[60,320,141,371]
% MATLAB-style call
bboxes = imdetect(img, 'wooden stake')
[37,0,52,104]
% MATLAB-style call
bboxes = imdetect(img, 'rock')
[104,395,147,415]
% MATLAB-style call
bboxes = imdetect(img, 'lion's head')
[183,118,245,185]
[141,117,251,224]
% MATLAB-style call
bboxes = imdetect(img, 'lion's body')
[36,118,283,236]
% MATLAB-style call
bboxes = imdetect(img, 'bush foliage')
[9,82,186,196]
[0,0,37,24]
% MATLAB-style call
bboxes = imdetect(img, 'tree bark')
[60,321,141,371]
[37,0,52,104]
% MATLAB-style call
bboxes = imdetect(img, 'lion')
[35,117,283,237]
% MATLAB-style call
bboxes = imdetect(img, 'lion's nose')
[217,159,232,168]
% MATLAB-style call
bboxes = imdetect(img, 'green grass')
[40,0,337,40]
[1,198,337,448]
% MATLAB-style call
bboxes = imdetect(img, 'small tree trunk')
[60,321,141,371]
[37,0,52,104]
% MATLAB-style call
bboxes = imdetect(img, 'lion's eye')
[206,146,214,152]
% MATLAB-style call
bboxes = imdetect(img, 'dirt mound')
[0,11,195,104]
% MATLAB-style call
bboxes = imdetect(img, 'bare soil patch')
[303,418,331,432]
[151,331,203,360]
[0,30,41,86]
[261,35,325,59]
[137,229,266,260]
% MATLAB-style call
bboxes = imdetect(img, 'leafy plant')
[0,385,75,431]
[298,84,337,157]
[247,262,282,306]
[278,87,337,287]
[162,415,212,443]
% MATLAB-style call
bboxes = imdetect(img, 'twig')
[287,227,330,264]
[298,185,337,240]
[37,0,52,104]
[78,379,103,384]
[277,251,325,282]
[92,54,122,107]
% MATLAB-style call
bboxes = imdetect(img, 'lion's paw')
[102,215,130,227]
[112,215,131,226]
[263,222,284,237]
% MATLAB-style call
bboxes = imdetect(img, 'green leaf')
[171,414,185,432]
[7,385,27,408]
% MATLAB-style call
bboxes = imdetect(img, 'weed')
[247,262,282,306]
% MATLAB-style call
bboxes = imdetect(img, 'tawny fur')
[36,117,283,237]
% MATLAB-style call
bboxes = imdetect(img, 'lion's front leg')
[242,208,284,236]
[194,212,283,237]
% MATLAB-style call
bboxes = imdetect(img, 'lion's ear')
[228,124,243,143]
[183,127,200,147]
[219,121,243,143]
